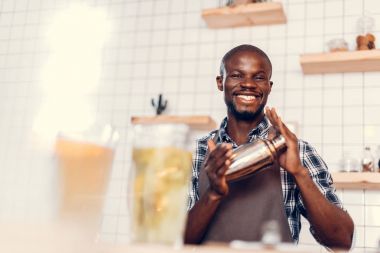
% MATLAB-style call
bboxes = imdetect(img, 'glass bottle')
[129,123,193,247]
[361,146,374,172]
[375,145,380,173]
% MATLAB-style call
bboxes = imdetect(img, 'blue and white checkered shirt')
[188,116,343,243]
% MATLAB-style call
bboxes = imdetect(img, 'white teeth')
[237,95,257,101]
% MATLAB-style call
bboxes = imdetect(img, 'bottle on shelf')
[361,146,375,172]
[375,145,380,173]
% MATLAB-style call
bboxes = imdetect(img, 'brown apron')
[198,134,292,243]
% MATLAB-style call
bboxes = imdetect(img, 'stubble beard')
[226,100,265,121]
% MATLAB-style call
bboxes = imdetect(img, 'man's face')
[217,50,273,121]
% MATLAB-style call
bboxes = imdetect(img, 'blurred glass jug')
[129,123,192,247]
[55,124,119,239]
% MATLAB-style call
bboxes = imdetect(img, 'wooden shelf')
[332,172,380,190]
[201,2,286,29]
[131,115,217,131]
[300,49,380,74]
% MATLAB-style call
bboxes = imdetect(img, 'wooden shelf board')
[202,2,286,29]
[131,115,217,131]
[332,172,380,190]
[300,49,380,74]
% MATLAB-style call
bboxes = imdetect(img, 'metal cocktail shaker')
[226,135,287,181]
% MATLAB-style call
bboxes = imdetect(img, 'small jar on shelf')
[361,146,375,172]
[356,15,376,50]
[375,145,380,173]
[339,152,359,172]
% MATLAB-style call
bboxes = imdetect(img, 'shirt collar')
[216,116,270,146]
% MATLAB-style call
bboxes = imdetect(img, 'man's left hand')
[265,107,305,177]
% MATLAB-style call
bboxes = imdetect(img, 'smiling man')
[185,44,354,249]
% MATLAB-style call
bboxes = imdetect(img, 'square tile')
[268,39,286,55]
[304,107,322,125]
[285,90,303,107]
[365,206,380,226]
[364,226,380,248]
[364,88,380,106]
[288,3,305,20]
[366,190,380,205]
[168,14,184,29]
[323,126,343,144]
[268,25,286,38]
[304,75,323,88]
[302,126,322,145]
[323,88,342,106]
[343,126,364,144]
[343,190,365,205]
[345,204,364,225]
[287,20,306,37]
[304,89,323,107]
[323,107,342,126]
[364,0,380,13]
[268,88,285,108]
[287,37,305,55]
[325,17,343,35]
[306,19,324,37]
[353,226,365,247]
[325,0,343,17]
[285,72,303,89]
[343,88,363,106]
[344,0,363,16]
[322,145,342,170]
[179,77,196,94]
[103,197,121,215]
[343,73,363,88]
[364,72,380,87]
[284,108,303,125]
[117,215,130,234]
[101,215,118,234]
[286,55,302,72]
[343,106,363,125]
[306,2,324,19]
[364,106,380,125]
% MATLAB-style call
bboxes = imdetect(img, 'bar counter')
[0,223,329,253]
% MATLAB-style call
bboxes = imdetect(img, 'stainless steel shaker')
[226,135,287,181]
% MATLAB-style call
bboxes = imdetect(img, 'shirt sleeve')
[296,140,344,244]
[296,140,343,217]
[187,137,208,210]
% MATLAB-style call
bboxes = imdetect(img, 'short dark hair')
[219,44,272,77]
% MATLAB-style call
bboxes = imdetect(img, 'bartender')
[185,44,354,249]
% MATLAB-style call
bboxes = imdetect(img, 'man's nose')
[240,78,257,88]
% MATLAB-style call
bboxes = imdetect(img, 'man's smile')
[234,92,262,103]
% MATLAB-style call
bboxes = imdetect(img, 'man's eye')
[231,74,243,79]
[254,76,266,80]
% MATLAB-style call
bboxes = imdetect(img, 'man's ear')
[270,81,273,87]
[216,76,223,91]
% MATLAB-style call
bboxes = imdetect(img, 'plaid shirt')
[188,116,343,243]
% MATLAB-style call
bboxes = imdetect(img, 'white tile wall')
[0,0,380,251]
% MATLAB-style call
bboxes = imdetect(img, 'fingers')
[267,126,277,140]
[265,107,298,152]
[204,142,233,196]
[265,107,294,137]
[206,143,233,173]
[207,139,216,152]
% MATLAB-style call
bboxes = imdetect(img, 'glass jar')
[129,123,192,247]
[55,124,119,240]
[361,146,375,172]
[326,38,349,52]
[356,15,376,50]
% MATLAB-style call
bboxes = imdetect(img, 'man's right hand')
[204,139,233,199]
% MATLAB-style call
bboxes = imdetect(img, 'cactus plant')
[151,93,168,115]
